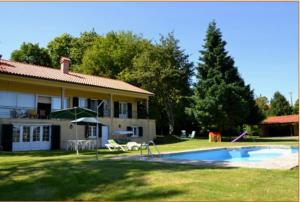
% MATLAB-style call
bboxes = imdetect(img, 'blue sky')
[0,2,298,102]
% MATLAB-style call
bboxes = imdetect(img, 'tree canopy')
[269,91,291,116]
[128,33,194,134]
[293,99,299,114]
[78,31,148,78]
[255,96,270,118]
[186,21,263,135]
[11,42,52,67]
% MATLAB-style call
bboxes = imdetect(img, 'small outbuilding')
[260,115,299,137]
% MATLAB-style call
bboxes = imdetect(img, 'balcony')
[0,106,148,120]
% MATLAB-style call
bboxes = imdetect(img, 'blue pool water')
[162,147,298,163]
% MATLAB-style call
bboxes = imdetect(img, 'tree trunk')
[165,100,175,135]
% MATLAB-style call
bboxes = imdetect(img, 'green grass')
[0,137,298,201]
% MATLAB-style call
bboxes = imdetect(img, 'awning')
[113,130,134,135]
[50,107,97,119]
[71,117,102,126]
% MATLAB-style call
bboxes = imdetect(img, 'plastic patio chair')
[105,139,128,151]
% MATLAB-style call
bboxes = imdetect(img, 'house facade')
[0,58,156,151]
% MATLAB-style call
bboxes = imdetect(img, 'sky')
[0,2,298,103]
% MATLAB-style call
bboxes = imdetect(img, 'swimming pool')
[161,146,298,163]
[133,145,299,169]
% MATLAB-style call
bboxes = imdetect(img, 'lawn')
[0,137,298,201]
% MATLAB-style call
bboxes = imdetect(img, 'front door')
[101,126,109,147]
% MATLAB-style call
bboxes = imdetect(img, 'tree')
[47,33,74,67]
[47,30,100,69]
[293,99,299,114]
[79,31,147,78]
[255,96,270,117]
[129,33,194,135]
[70,30,100,68]
[187,21,263,135]
[11,42,52,67]
[269,91,291,116]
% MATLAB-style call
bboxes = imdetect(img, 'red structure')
[209,131,221,142]
[261,115,299,136]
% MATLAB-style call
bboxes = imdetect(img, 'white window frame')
[32,126,41,142]
[12,124,52,143]
[51,97,70,111]
[22,126,31,142]
[131,126,139,137]
[42,126,51,142]
[12,125,21,143]
[119,102,128,119]
[88,125,97,139]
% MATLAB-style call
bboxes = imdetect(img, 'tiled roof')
[262,115,299,124]
[0,59,153,95]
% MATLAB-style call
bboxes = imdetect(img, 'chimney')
[60,57,71,74]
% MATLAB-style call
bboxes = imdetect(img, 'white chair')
[127,142,141,151]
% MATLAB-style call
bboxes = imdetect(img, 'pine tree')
[187,21,263,135]
[269,91,291,116]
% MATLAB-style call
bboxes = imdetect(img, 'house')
[260,114,299,136]
[0,57,156,151]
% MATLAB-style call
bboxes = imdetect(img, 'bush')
[243,124,262,136]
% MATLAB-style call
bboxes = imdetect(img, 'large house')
[0,57,156,151]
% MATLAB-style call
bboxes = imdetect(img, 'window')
[79,98,87,108]
[119,102,128,118]
[32,126,40,141]
[17,93,35,108]
[22,126,30,142]
[88,125,97,138]
[90,100,98,112]
[51,97,61,111]
[0,91,17,107]
[42,126,50,141]
[131,126,139,137]
[52,97,69,110]
[103,100,110,117]
[64,98,70,109]
[12,126,20,142]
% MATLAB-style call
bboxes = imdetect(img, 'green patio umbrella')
[50,107,96,119]
[50,107,97,155]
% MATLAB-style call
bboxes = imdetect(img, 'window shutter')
[73,97,79,107]
[114,102,119,118]
[98,124,102,137]
[87,99,91,109]
[1,124,13,151]
[127,103,132,118]
[138,127,143,137]
[98,100,104,117]
[85,125,89,139]
[51,125,60,150]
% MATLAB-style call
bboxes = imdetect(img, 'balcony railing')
[0,106,148,120]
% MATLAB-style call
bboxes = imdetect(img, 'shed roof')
[262,115,299,124]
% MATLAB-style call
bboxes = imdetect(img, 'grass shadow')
[0,154,237,201]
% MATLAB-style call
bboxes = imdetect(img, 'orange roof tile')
[262,115,299,124]
[0,59,153,96]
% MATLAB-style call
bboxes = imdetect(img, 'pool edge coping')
[111,145,299,170]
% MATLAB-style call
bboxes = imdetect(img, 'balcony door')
[37,96,51,119]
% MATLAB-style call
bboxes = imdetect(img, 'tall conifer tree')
[187,21,263,134]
